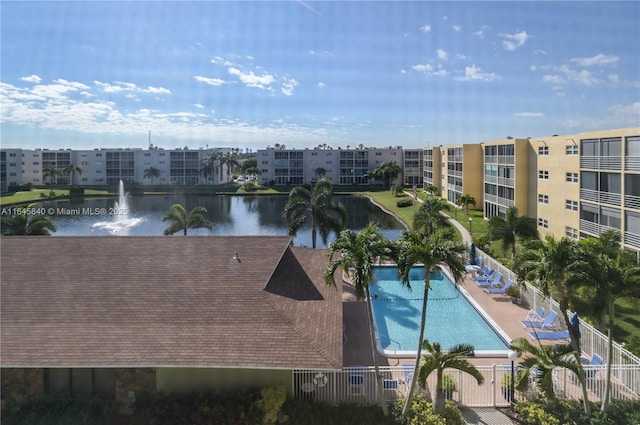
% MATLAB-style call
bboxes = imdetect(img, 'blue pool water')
[370,266,509,357]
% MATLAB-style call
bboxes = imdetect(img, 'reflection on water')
[44,194,404,248]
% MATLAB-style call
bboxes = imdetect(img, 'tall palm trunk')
[601,301,614,413]
[559,300,591,416]
[364,286,389,416]
[311,215,317,248]
[402,270,430,417]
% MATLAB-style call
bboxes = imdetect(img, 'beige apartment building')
[424,127,640,253]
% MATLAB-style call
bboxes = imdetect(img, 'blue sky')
[1,1,639,151]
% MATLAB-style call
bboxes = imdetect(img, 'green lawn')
[1,188,112,206]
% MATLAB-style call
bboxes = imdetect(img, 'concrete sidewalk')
[461,407,516,424]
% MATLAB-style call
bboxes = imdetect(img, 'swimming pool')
[369,266,510,357]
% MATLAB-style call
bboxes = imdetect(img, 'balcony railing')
[498,155,514,165]
[626,156,640,171]
[580,219,600,236]
[600,192,622,206]
[625,194,640,210]
[485,155,497,163]
[497,177,514,187]
[580,189,600,202]
[624,232,640,249]
[580,156,622,170]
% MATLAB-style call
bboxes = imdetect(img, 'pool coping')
[371,265,513,359]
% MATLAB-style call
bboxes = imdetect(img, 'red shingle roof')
[1,236,343,369]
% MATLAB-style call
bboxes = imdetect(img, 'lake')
[44,194,405,247]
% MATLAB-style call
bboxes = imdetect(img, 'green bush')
[396,199,414,208]
[255,386,288,425]
[514,399,640,425]
[285,399,396,425]
[393,395,465,425]
[1,399,115,425]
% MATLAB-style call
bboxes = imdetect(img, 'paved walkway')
[461,408,516,425]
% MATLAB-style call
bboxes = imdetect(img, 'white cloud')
[228,67,275,90]
[437,49,448,61]
[281,78,299,96]
[500,31,529,51]
[456,65,499,82]
[419,24,431,32]
[412,64,434,73]
[534,49,547,55]
[145,86,171,94]
[473,26,488,39]
[194,104,205,109]
[94,80,171,94]
[456,54,467,60]
[194,76,226,86]
[542,65,599,87]
[317,82,326,88]
[514,112,544,118]
[21,75,42,83]
[543,75,565,84]
[609,102,640,117]
[570,54,619,67]
[452,25,462,32]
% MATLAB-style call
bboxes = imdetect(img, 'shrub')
[514,402,561,425]
[255,386,288,425]
[394,395,465,425]
[1,399,115,425]
[397,199,414,208]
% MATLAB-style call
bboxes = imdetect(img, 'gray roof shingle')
[1,236,343,369]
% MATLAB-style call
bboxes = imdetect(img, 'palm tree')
[144,167,161,185]
[283,178,346,248]
[1,203,57,235]
[64,163,83,185]
[220,152,240,183]
[314,167,327,179]
[323,224,397,416]
[42,165,61,185]
[579,230,640,413]
[200,152,221,183]
[397,229,467,417]
[412,197,450,236]
[513,235,591,415]
[488,206,538,257]
[373,160,401,188]
[162,204,213,236]
[509,337,582,400]
[425,184,438,197]
[457,194,476,215]
[417,340,484,415]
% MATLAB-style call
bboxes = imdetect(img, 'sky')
[1,1,639,151]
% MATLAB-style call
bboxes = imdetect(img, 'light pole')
[468,217,473,235]
[507,349,518,408]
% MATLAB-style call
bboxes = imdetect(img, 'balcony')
[625,194,640,210]
[580,189,622,206]
[580,156,622,170]
[624,232,640,249]
[497,177,514,187]
[626,156,640,171]
[498,155,515,165]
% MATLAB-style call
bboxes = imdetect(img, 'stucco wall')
[156,368,292,394]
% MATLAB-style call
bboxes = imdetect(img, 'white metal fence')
[474,247,640,398]
[293,364,639,407]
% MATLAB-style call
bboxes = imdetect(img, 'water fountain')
[92,180,144,235]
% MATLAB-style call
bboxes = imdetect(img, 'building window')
[566,172,578,183]
[538,218,549,228]
[566,200,578,211]
[566,145,579,155]
[33,162,40,165]
[538,146,549,155]
[565,226,578,239]
[144,153,150,157]
[538,170,549,180]
[538,194,549,204]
